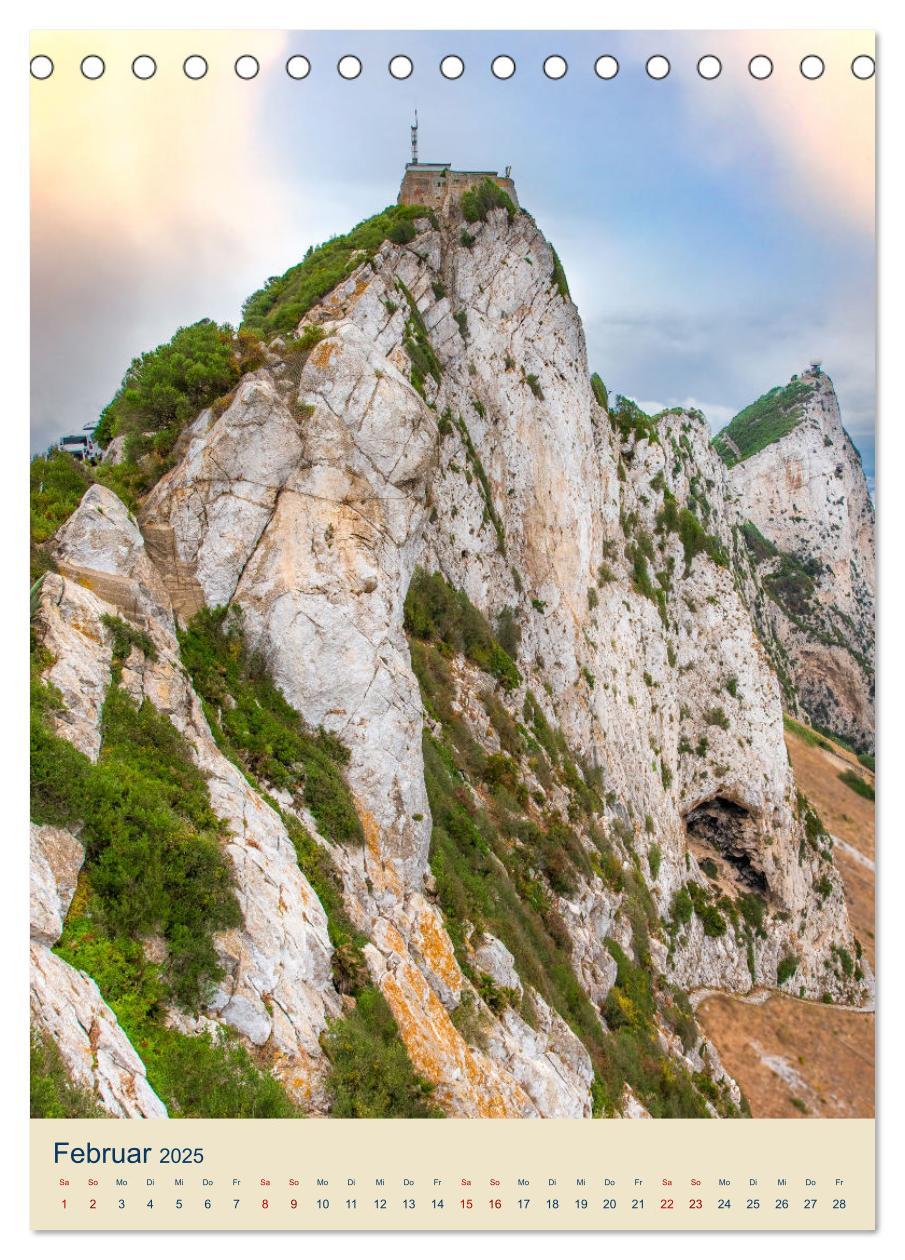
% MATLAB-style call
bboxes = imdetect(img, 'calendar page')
[28,28,876,1233]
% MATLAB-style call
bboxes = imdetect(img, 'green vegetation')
[590,373,608,410]
[281,324,327,380]
[777,953,799,986]
[671,886,694,927]
[598,941,742,1118]
[404,569,520,691]
[444,410,507,552]
[461,178,517,226]
[740,520,778,564]
[713,379,815,467]
[178,605,363,846]
[55,918,300,1116]
[783,714,834,754]
[30,1029,107,1118]
[656,492,728,573]
[550,245,570,299]
[685,882,727,937]
[30,666,94,830]
[94,319,256,460]
[610,396,659,446]
[41,679,241,1010]
[30,450,91,579]
[838,769,875,801]
[100,614,157,677]
[703,707,730,731]
[421,724,605,1054]
[387,219,417,245]
[670,881,732,939]
[321,987,442,1118]
[33,614,234,1012]
[525,373,544,400]
[763,551,821,621]
[240,203,432,336]
[397,280,442,397]
[178,612,368,992]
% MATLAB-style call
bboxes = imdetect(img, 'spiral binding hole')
[748,55,773,80]
[285,56,310,80]
[183,55,208,80]
[440,55,464,80]
[389,56,413,80]
[235,56,260,80]
[131,55,156,80]
[30,55,53,80]
[80,55,105,80]
[594,56,619,80]
[491,55,516,80]
[851,54,876,80]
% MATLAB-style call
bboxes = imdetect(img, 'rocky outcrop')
[30,823,83,945]
[31,191,873,1119]
[37,494,346,1111]
[722,369,875,751]
[29,822,167,1118]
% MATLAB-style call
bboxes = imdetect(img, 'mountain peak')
[713,369,829,468]
[31,183,873,1121]
[728,367,875,750]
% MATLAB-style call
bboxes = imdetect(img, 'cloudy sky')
[30,29,875,481]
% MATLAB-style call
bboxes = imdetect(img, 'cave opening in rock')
[684,796,769,895]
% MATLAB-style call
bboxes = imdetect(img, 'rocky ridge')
[30,189,873,1119]
[720,370,875,752]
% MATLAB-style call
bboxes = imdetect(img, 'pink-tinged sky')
[31,29,875,480]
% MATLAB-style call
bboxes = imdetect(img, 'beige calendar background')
[31,1119,874,1230]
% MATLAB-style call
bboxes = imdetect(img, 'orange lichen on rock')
[309,339,339,371]
[412,905,462,999]
[361,808,403,897]
[379,958,533,1118]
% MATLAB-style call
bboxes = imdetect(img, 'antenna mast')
[410,110,418,165]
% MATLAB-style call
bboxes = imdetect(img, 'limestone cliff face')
[31,198,872,1119]
[723,369,875,752]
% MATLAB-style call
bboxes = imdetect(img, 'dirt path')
[697,992,874,1118]
[695,721,875,1117]
[785,726,875,966]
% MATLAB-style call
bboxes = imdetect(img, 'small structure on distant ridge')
[398,113,518,211]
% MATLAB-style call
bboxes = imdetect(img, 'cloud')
[30,30,294,449]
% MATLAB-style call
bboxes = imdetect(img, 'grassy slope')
[713,379,815,467]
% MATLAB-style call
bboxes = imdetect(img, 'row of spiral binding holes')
[30,52,876,82]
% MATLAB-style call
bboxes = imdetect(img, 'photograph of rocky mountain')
[29,32,875,1122]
